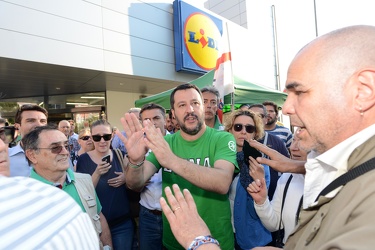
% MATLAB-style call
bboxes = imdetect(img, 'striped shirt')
[266,124,293,148]
[0,176,99,250]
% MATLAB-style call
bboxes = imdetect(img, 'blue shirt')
[266,124,293,148]
[9,143,31,177]
[111,131,127,153]
[234,162,272,249]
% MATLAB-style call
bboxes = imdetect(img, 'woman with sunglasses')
[76,119,134,250]
[72,129,95,168]
[225,109,272,249]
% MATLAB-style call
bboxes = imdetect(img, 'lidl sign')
[173,0,223,74]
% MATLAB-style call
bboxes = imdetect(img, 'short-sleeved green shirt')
[30,168,102,214]
[147,126,238,250]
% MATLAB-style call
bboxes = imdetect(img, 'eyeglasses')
[37,144,69,154]
[79,136,91,141]
[233,124,256,133]
[92,134,112,142]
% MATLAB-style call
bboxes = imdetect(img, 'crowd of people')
[1,24,375,250]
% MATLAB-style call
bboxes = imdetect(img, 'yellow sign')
[184,13,220,70]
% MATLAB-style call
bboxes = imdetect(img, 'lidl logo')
[184,13,220,71]
[173,0,223,74]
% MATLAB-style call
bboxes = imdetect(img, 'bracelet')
[126,155,145,169]
[187,235,220,250]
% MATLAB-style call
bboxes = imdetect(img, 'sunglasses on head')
[92,134,112,142]
[233,124,256,133]
[37,144,70,154]
[80,135,91,141]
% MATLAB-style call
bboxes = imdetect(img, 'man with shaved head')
[250,25,375,249]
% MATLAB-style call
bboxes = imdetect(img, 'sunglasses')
[0,126,17,143]
[92,134,112,142]
[37,144,69,154]
[80,135,91,141]
[233,124,256,133]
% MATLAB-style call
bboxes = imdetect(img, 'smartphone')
[243,140,262,160]
[102,154,111,164]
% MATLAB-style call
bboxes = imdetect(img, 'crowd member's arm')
[118,113,157,190]
[249,140,306,174]
[247,157,282,231]
[160,184,220,250]
[99,212,113,249]
[120,113,234,194]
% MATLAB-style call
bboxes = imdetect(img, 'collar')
[30,168,75,188]
[8,143,24,156]
[304,124,375,208]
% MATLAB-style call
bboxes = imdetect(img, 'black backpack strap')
[278,174,293,230]
[315,157,375,202]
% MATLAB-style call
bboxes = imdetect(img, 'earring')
[359,106,364,116]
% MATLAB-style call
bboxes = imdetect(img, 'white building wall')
[0,0,194,84]
[1,0,374,95]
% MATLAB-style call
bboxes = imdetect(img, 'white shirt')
[254,173,304,243]
[139,130,170,211]
[0,176,99,249]
[303,124,375,208]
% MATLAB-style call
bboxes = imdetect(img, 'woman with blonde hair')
[225,109,272,249]
[72,128,95,168]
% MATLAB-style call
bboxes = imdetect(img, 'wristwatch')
[103,245,112,250]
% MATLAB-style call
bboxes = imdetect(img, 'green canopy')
[135,70,287,111]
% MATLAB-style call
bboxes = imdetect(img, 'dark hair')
[15,104,48,124]
[262,101,279,113]
[248,104,268,116]
[168,110,173,120]
[170,83,203,110]
[140,103,166,120]
[200,86,220,101]
[90,119,113,133]
[22,125,57,165]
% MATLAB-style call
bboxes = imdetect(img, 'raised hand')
[118,112,148,163]
[247,178,268,205]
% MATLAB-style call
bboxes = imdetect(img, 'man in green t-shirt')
[121,83,238,250]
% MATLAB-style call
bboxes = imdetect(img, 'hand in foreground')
[108,171,125,188]
[160,184,215,249]
[249,140,306,174]
[247,178,268,205]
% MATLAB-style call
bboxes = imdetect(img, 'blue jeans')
[139,205,163,250]
[110,218,134,250]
